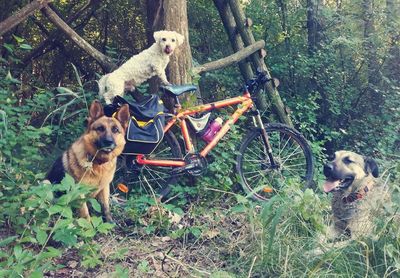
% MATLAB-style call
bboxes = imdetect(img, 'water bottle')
[201,117,223,143]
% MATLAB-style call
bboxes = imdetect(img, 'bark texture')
[0,0,53,37]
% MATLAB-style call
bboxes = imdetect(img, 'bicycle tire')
[114,130,183,198]
[236,123,314,201]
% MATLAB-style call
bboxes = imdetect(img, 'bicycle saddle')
[161,84,197,96]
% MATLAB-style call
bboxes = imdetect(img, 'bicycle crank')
[171,153,208,176]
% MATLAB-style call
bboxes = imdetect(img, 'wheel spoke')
[114,131,182,198]
[237,125,313,202]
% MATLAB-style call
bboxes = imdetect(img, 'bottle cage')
[187,112,211,133]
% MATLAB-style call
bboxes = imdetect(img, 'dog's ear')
[115,104,130,129]
[364,157,379,178]
[88,100,104,125]
[175,32,184,45]
[153,31,162,42]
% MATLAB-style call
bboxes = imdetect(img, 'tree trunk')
[0,0,53,37]
[147,0,192,85]
[276,0,295,88]
[385,0,400,82]
[306,0,323,54]
[146,0,193,107]
[363,0,380,87]
[221,0,293,127]
[213,0,253,80]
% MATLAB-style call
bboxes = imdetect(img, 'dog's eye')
[96,125,105,132]
[172,38,175,42]
[111,126,120,133]
[162,38,167,41]
[343,156,353,164]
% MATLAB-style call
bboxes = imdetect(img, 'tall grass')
[244,176,400,277]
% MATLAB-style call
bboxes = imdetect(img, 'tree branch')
[42,5,116,71]
[192,40,265,75]
[0,0,53,37]
[23,0,100,65]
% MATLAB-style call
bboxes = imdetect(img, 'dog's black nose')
[97,137,116,150]
[323,163,334,177]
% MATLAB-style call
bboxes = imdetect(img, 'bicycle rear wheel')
[114,130,183,198]
[236,123,314,201]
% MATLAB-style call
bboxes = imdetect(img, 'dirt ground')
[46,199,260,278]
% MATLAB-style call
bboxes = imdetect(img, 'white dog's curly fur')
[98,30,184,104]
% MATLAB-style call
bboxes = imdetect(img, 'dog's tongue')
[164,47,172,54]
[323,180,340,193]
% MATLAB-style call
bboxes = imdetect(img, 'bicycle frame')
[136,90,255,167]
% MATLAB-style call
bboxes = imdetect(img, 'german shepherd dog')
[323,150,389,240]
[46,101,130,222]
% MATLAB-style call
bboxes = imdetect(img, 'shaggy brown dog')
[46,101,130,222]
[323,150,388,239]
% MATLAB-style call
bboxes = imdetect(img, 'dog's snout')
[323,163,334,177]
[97,136,116,150]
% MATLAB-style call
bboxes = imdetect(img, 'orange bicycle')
[114,70,314,201]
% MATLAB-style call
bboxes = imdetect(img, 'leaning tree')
[0,0,293,126]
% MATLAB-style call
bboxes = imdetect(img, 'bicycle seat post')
[172,95,181,114]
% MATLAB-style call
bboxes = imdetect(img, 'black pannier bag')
[108,95,166,155]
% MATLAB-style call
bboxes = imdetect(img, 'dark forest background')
[0,0,399,276]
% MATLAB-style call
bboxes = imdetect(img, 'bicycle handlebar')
[244,69,273,93]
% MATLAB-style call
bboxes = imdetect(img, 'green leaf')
[0,251,8,258]
[56,87,79,98]
[71,63,83,87]
[77,218,92,229]
[112,265,129,278]
[53,181,71,192]
[231,204,246,213]
[172,207,184,216]
[91,216,102,228]
[235,194,248,204]
[3,43,14,53]
[19,44,32,50]
[13,245,22,259]
[12,34,25,43]
[61,174,76,188]
[97,223,115,234]
[0,270,12,277]
[190,227,202,238]
[47,205,64,215]
[5,71,20,84]
[0,236,17,247]
[29,270,43,278]
[53,228,77,246]
[20,236,37,244]
[82,229,96,238]
[36,230,48,246]
[53,218,73,230]
[36,247,61,261]
[61,207,73,219]
[88,198,101,213]
[267,207,283,253]
[82,257,102,268]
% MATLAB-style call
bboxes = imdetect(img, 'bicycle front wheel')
[237,123,314,201]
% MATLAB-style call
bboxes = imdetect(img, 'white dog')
[98,30,184,104]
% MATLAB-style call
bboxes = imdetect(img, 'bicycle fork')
[251,108,278,168]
